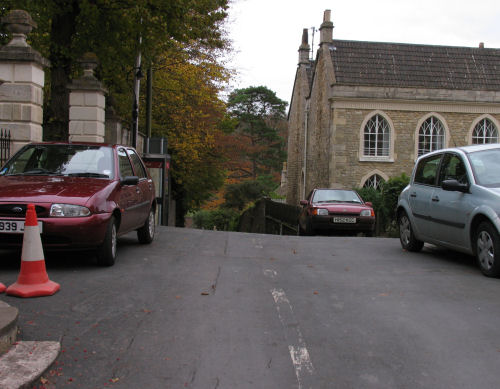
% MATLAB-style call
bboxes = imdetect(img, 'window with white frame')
[364,114,390,157]
[418,116,445,156]
[472,118,498,144]
[363,174,385,190]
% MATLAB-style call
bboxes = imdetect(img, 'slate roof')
[330,40,500,91]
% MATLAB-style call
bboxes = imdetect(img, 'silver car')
[397,144,500,277]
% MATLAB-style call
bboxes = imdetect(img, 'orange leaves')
[152,45,229,207]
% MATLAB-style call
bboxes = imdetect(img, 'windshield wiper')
[67,172,109,178]
[22,168,59,175]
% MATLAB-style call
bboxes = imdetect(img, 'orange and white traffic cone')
[0,282,5,293]
[6,204,60,297]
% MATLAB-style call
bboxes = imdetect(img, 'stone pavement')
[0,300,60,389]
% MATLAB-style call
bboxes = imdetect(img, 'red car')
[298,188,375,236]
[0,142,156,266]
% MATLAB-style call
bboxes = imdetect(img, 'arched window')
[472,118,498,144]
[418,116,445,156]
[364,114,390,157]
[363,174,385,190]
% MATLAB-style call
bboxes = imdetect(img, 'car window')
[468,148,500,187]
[438,153,468,185]
[0,145,114,178]
[127,149,147,179]
[414,154,442,186]
[312,189,362,203]
[118,148,134,178]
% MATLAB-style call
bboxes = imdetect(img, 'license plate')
[0,220,43,234]
[332,217,356,224]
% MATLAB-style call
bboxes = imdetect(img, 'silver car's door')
[408,153,442,239]
[429,153,471,248]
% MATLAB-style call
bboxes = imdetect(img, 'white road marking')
[270,287,315,389]
[263,269,278,279]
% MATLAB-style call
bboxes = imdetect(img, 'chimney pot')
[479,42,484,48]
[298,28,310,65]
[319,9,333,44]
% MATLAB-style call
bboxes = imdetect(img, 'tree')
[226,86,288,179]
[152,43,231,222]
[0,0,230,140]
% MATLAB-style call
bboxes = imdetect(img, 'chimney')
[298,28,310,65]
[479,42,484,49]
[319,10,333,44]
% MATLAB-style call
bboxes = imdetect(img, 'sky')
[225,0,500,104]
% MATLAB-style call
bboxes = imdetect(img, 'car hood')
[313,202,370,212]
[0,175,113,205]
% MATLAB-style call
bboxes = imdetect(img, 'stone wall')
[330,106,500,189]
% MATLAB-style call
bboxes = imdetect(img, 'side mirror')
[121,176,139,186]
[442,179,469,193]
[365,202,373,207]
[300,200,308,206]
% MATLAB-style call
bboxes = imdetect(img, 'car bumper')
[311,215,375,233]
[0,213,111,250]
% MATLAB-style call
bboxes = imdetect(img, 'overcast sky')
[225,0,500,104]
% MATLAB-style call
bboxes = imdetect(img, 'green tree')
[223,176,278,210]
[0,0,230,140]
[226,86,288,179]
[357,173,410,236]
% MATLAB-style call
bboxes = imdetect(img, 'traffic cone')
[6,204,60,297]
[0,283,5,293]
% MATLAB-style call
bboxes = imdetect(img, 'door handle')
[410,193,417,198]
[432,196,439,202]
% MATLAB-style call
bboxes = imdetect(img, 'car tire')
[137,208,155,244]
[398,210,424,252]
[97,216,117,267]
[475,221,500,277]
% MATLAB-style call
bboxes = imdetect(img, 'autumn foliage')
[151,44,232,211]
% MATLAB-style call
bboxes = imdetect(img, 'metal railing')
[0,129,11,167]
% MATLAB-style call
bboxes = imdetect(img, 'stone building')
[286,10,500,205]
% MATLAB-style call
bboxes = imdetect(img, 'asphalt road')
[1,227,500,389]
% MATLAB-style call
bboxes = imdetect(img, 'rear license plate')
[332,217,356,224]
[0,220,43,234]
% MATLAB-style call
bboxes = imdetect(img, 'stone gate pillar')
[68,53,107,143]
[0,10,50,153]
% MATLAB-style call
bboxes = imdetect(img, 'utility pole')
[145,65,153,152]
[132,21,143,149]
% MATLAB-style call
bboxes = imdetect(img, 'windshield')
[0,144,114,179]
[312,189,362,204]
[468,148,500,188]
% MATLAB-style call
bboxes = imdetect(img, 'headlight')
[313,208,329,216]
[360,209,374,217]
[50,204,91,217]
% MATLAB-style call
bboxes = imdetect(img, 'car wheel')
[97,216,117,267]
[137,208,155,244]
[398,210,424,252]
[475,221,500,277]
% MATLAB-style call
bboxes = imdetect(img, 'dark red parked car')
[0,142,156,266]
[298,188,375,236]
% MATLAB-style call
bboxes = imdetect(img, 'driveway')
[1,227,499,388]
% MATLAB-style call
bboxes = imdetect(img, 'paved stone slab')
[0,303,18,354]
[0,341,60,389]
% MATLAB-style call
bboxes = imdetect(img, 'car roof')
[314,188,354,191]
[417,143,500,160]
[25,141,132,149]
